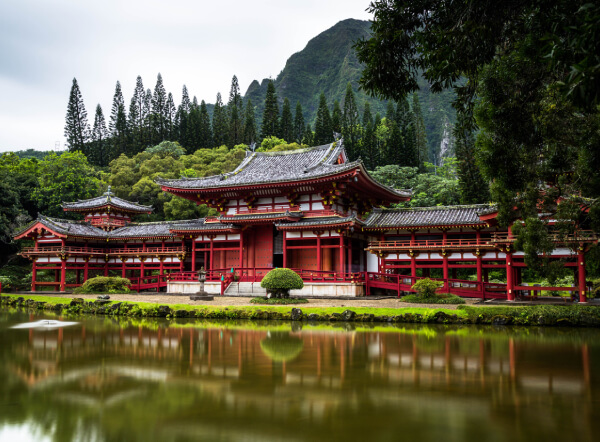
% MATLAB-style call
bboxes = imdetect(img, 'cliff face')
[244,18,456,163]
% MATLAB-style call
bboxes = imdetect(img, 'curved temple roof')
[364,205,496,229]
[157,141,410,200]
[62,187,153,214]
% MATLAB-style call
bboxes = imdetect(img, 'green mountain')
[243,18,456,164]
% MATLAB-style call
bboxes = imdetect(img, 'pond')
[0,308,598,441]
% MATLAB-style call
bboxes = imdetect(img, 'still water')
[0,308,598,442]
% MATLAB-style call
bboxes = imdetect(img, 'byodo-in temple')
[14,141,598,301]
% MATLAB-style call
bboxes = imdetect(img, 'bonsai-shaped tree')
[260,268,304,299]
[411,278,443,299]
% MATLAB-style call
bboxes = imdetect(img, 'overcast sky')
[0,0,372,152]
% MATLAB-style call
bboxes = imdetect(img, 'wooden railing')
[89,218,126,227]
[367,238,494,250]
[21,245,185,255]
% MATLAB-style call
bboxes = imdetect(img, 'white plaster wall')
[367,253,379,272]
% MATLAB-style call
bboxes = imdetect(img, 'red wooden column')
[60,258,66,292]
[282,232,287,268]
[339,234,345,274]
[239,232,244,270]
[317,234,322,271]
[506,251,515,301]
[442,251,449,291]
[159,257,164,275]
[191,238,197,272]
[578,248,587,303]
[84,257,89,281]
[410,252,417,279]
[31,260,37,291]
[347,237,353,273]
[209,237,214,271]
[476,251,483,296]
[121,258,126,278]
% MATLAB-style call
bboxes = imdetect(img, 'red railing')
[90,218,126,227]
[491,230,598,243]
[234,205,300,215]
[367,238,493,250]
[21,245,185,255]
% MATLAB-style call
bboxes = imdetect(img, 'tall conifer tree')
[165,92,176,140]
[151,73,168,141]
[128,76,146,152]
[175,85,191,145]
[64,78,90,152]
[314,93,333,145]
[454,112,489,203]
[342,83,360,160]
[91,104,109,166]
[199,100,213,148]
[261,80,279,139]
[302,123,314,146]
[412,93,428,167]
[227,75,243,146]
[142,88,153,148]
[109,81,128,158]
[243,99,257,145]
[212,93,229,147]
[331,100,342,134]
[279,98,293,143]
[293,102,305,144]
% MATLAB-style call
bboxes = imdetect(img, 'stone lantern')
[190,266,214,301]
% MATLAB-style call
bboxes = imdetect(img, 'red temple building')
[14,141,597,301]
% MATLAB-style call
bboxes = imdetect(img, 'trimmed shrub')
[260,268,304,299]
[411,278,443,299]
[74,276,131,294]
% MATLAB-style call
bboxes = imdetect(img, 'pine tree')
[109,81,128,158]
[395,98,418,167]
[314,93,333,145]
[293,102,305,144]
[386,101,396,122]
[165,93,176,140]
[64,78,90,152]
[91,104,109,166]
[331,100,342,134]
[412,93,428,168]
[342,83,360,160]
[302,123,314,146]
[212,93,229,147]
[387,120,403,166]
[359,103,376,168]
[186,100,201,150]
[175,85,191,145]
[142,88,152,148]
[261,80,279,139]
[151,73,168,141]
[128,76,146,152]
[199,100,213,148]
[227,75,243,146]
[454,112,489,203]
[279,98,293,143]
[243,99,257,145]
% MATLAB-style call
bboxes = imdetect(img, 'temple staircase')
[224,282,267,297]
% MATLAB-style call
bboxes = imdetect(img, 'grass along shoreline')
[1,293,600,327]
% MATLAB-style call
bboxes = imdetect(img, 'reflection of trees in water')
[0,311,599,442]
[260,331,304,362]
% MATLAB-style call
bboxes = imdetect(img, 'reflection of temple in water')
[3,314,598,441]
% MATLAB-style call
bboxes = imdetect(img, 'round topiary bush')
[74,276,131,294]
[411,278,443,299]
[260,268,304,299]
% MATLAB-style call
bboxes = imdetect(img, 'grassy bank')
[1,294,599,327]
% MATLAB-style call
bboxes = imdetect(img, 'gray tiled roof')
[275,216,364,228]
[62,188,153,213]
[15,217,234,239]
[365,205,494,228]
[157,142,356,189]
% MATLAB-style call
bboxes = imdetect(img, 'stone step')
[224,282,266,296]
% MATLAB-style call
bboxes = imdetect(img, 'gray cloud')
[0,0,371,151]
